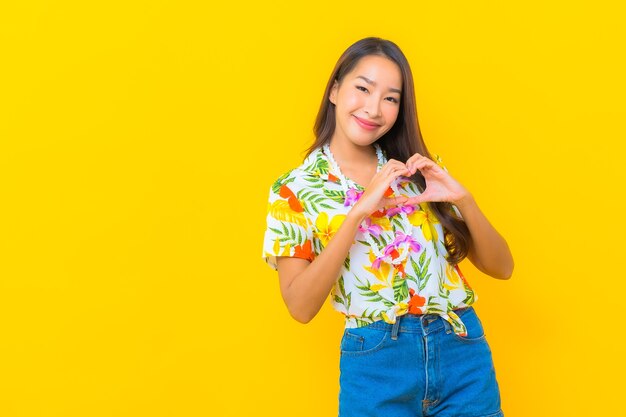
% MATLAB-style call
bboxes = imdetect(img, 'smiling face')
[329,54,403,148]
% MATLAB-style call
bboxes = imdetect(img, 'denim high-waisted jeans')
[338,307,503,417]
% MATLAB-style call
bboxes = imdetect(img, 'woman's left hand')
[403,153,470,206]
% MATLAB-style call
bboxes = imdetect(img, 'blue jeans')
[338,307,503,417]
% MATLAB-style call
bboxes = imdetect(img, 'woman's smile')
[353,115,381,131]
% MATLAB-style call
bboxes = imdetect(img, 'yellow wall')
[1,1,625,416]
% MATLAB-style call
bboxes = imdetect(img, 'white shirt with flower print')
[261,146,477,336]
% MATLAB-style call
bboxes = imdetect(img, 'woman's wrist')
[346,205,368,224]
[452,191,475,211]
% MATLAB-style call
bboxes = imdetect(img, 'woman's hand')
[350,159,410,219]
[405,153,471,206]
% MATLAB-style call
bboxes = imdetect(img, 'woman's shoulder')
[267,148,327,194]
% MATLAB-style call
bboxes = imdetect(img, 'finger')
[387,167,410,180]
[382,160,408,173]
[405,153,424,173]
[382,195,408,208]
[404,195,426,206]
[411,158,438,175]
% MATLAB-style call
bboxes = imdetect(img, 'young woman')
[262,37,513,417]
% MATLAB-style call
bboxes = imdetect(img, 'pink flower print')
[358,217,383,237]
[371,242,401,270]
[392,231,422,253]
[344,188,364,207]
[371,257,383,270]
[386,204,417,217]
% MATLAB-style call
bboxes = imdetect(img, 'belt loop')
[391,317,400,340]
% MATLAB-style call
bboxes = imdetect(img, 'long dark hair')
[305,37,470,265]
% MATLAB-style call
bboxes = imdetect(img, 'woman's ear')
[329,80,338,105]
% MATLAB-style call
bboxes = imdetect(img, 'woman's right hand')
[350,159,410,220]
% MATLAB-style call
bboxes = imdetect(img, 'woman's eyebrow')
[356,75,401,94]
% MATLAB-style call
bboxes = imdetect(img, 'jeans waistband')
[365,306,473,334]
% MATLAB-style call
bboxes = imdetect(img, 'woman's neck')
[328,140,377,169]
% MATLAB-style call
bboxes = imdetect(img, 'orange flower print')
[328,172,339,183]
[279,184,304,212]
[294,240,315,262]
[408,288,426,314]
[394,262,405,277]
[371,209,386,218]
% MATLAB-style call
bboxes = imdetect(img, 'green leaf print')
[405,181,419,194]
[422,295,445,313]
[303,175,323,187]
[360,309,380,321]
[354,275,396,306]
[410,250,432,291]
[382,299,395,308]
[368,233,382,247]
[270,224,305,246]
[391,216,404,230]
[313,236,323,254]
[405,273,418,286]
[271,172,295,194]
[425,305,445,314]
[323,189,346,204]
[338,275,347,299]
[354,317,374,327]
[304,154,330,175]
[393,276,409,302]
[366,233,390,249]
[463,289,476,304]
[437,268,450,299]
[297,189,333,215]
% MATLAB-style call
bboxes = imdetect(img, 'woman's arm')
[276,160,410,323]
[454,194,514,280]
[276,210,365,323]
[404,153,514,280]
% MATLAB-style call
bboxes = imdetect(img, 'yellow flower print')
[272,240,293,257]
[314,212,346,247]
[273,238,280,255]
[408,205,439,241]
[381,302,408,324]
[369,213,392,231]
[442,262,462,291]
[267,200,308,228]
[363,250,393,292]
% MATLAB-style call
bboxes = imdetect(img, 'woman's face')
[329,55,402,148]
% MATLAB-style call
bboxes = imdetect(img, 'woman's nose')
[364,96,382,117]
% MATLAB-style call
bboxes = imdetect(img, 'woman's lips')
[353,115,380,131]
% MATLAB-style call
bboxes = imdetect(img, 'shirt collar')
[301,147,341,184]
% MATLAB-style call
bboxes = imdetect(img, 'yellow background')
[1,1,625,416]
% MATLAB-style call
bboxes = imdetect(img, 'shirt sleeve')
[433,153,464,220]
[261,178,315,271]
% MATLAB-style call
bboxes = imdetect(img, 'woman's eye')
[386,97,399,103]
[356,86,368,92]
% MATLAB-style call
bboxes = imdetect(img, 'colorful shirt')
[261,146,477,336]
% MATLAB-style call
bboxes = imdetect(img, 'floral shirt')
[261,146,477,336]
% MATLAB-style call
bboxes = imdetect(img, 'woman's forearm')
[281,210,366,322]
[454,194,514,279]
